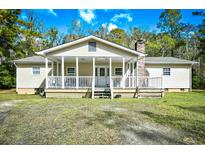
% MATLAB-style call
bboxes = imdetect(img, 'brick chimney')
[135,39,145,53]
[135,40,149,77]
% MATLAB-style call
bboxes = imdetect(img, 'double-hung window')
[32,67,40,75]
[115,67,122,76]
[163,68,170,76]
[67,67,75,76]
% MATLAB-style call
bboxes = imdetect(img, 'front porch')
[45,56,163,98]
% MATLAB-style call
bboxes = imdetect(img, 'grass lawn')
[0,90,205,144]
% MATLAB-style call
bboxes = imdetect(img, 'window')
[99,68,105,76]
[67,67,75,76]
[32,67,40,75]
[163,68,170,76]
[88,42,96,52]
[115,67,122,76]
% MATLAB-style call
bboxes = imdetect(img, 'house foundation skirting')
[17,88,36,94]
[45,88,139,98]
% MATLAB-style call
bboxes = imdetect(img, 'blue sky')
[21,9,205,34]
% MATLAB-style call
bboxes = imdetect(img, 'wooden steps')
[137,88,164,98]
[94,88,111,98]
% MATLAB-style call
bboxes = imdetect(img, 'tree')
[157,9,185,56]
[192,11,205,89]
[0,10,23,88]
[107,28,127,45]
[146,34,176,56]
[0,9,22,62]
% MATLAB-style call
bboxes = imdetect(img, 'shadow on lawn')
[85,110,118,128]
[173,105,205,115]
[83,110,186,144]
[0,110,10,124]
[122,125,185,144]
[138,111,205,144]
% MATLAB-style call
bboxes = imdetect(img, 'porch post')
[93,57,95,82]
[92,57,95,99]
[122,57,125,89]
[136,59,139,87]
[51,61,54,76]
[76,56,79,89]
[132,60,135,88]
[128,62,131,88]
[56,62,59,76]
[61,56,64,89]
[109,58,112,87]
[45,57,48,89]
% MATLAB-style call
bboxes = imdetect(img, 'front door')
[95,66,109,87]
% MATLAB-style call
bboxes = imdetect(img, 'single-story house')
[13,35,197,98]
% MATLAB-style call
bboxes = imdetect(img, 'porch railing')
[112,76,123,88]
[79,76,93,88]
[64,76,76,88]
[125,76,137,88]
[47,76,163,89]
[48,76,62,88]
[138,76,162,89]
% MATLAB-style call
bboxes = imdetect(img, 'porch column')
[109,58,112,87]
[128,62,131,88]
[56,62,59,76]
[93,57,95,82]
[51,61,54,76]
[132,60,135,88]
[92,57,95,99]
[122,57,125,89]
[136,59,139,87]
[76,56,79,89]
[45,57,48,88]
[61,56,64,89]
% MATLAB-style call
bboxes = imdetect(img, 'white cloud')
[47,9,57,16]
[79,10,95,23]
[108,23,118,32]
[111,13,133,22]
[101,23,107,28]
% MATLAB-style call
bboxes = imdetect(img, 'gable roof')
[36,35,145,56]
[13,56,51,64]
[145,57,197,64]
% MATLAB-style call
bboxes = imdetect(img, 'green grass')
[0,90,205,144]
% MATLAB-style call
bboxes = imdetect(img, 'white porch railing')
[125,76,137,88]
[112,76,123,88]
[138,76,162,89]
[79,76,93,88]
[64,76,76,88]
[48,76,62,88]
[48,76,163,89]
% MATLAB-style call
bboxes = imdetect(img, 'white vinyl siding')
[146,64,191,89]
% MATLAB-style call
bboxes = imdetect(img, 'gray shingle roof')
[13,56,197,65]
[145,57,197,64]
[13,56,51,64]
